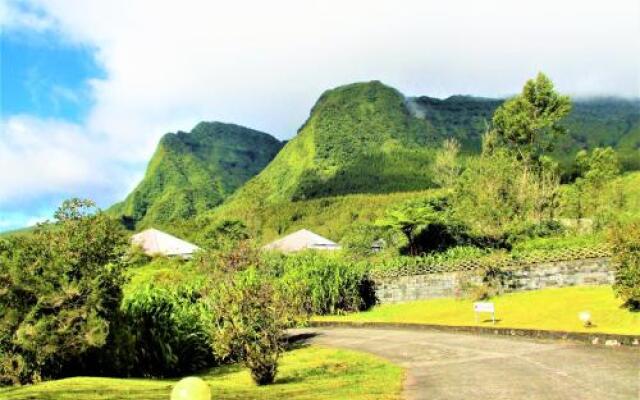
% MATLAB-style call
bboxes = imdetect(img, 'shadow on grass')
[620,300,640,312]
[285,332,317,350]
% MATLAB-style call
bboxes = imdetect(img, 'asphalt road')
[291,327,639,400]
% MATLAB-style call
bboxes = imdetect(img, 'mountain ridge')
[109,81,639,232]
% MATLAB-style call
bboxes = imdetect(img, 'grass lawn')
[315,285,640,335]
[0,346,403,400]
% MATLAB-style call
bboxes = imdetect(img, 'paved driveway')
[291,327,639,400]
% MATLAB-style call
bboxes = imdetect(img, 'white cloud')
[1,0,639,226]
[0,116,133,205]
[19,0,640,142]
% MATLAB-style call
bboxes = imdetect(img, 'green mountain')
[221,82,640,210]
[109,122,282,229]
[208,82,638,241]
[224,81,440,207]
[109,81,638,237]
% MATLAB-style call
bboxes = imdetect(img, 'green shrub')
[0,199,128,385]
[456,259,511,301]
[610,222,640,309]
[205,267,297,385]
[120,261,214,377]
[506,220,565,245]
[277,253,374,314]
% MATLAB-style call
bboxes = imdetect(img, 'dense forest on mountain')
[199,82,638,241]
[108,122,282,230]
[222,81,441,207]
[409,95,640,173]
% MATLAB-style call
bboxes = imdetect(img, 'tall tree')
[488,73,571,164]
[564,147,623,228]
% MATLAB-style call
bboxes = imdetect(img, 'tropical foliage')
[610,222,640,309]
[0,200,128,385]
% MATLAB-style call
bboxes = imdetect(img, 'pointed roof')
[131,228,200,257]
[262,229,341,253]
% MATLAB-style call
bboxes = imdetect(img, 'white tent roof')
[262,229,341,253]
[131,228,200,257]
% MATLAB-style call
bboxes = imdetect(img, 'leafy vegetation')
[119,260,213,377]
[203,189,434,246]
[274,252,375,315]
[205,266,296,385]
[0,199,128,385]
[187,170,640,254]
[610,222,640,309]
[108,122,282,230]
[487,73,572,164]
[315,286,640,335]
[563,147,624,228]
[0,346,403,400]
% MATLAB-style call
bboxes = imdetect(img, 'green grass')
[315,286,640,335]
[0,346,403,400]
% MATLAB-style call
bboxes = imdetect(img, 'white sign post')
[473,302,496,324]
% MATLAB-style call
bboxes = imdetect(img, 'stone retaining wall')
[375,257,613,303]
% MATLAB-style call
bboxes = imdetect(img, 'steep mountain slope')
[109,122,282,229]
[225,81,439,207]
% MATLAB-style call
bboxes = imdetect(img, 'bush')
[610,222,640,309]
[277,253,375,314]
[0,199,128,385]
[119,260,214,377]
[506,220,565,245]
[205,267,296,385]
[457,261,510,301]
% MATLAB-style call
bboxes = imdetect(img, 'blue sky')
[0,0,639,232]
[2,33,103,122]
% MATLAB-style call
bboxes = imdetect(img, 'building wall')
[375,257,613,303]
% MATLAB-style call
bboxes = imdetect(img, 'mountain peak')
[109,122,282,229]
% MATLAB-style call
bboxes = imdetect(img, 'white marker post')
[473,302,496,324]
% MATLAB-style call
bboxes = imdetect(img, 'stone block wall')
[375,257,614,303]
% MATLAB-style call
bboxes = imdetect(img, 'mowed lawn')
[0,346,403,400]
[315,286,640,335]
